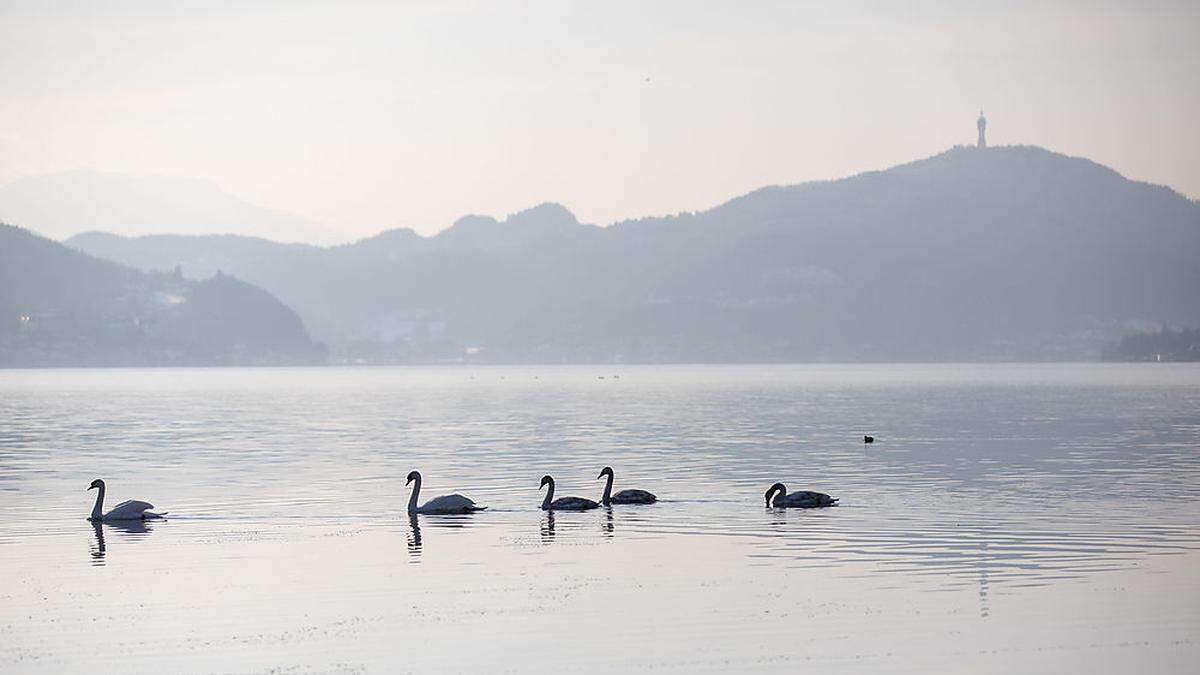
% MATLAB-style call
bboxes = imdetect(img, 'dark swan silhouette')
[406,470,487,515]
[87,479,166,521]
[764,483,838,508]
[597,466,657,505]
[540,475,599,511]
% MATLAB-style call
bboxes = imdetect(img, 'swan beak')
[87,485,96,491]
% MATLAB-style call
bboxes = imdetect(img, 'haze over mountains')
[58,145,1200,364]
[0,170,342,244]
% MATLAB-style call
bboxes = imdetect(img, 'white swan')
[406,470,486,515]
[87,479,166,521]
[765,482,838,508]
[597,466,657,505]
[540,475,599,511]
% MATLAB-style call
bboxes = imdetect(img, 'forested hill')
[1,223,324,366]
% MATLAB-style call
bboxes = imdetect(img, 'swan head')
[764,482,786,506]
[539,475,554,490]
[405,470,420,485]
[597,466,613,480]
[87,479,104,491]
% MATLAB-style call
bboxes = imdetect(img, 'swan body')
[765,482,838,508]
[540,475,599,511]
[406,471,486,515]
[597,466,657,505]
[87,479,166,521]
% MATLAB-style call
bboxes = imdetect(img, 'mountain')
[0,223,325,366]
[1103,328,1200,362]
[0,169,342,244]
[67,146,1200,363]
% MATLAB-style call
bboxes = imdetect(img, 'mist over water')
[1,364,1197,672]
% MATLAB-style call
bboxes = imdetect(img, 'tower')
[977,110,987,148]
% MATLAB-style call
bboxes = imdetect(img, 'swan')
[540,475,599,511]
[406,470,486,515]
[764,482,838,508]
[863,435,875,444]
[597,466,657,505]
[87,479,166,521]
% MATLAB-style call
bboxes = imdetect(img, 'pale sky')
[1,0,1197,240]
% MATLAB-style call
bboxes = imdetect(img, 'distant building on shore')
[977,111,987,148]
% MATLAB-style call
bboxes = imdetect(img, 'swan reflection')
[540,511,556,541]
[89,519,154,565]
[90,521,104,562]
[406,513,422,559]
[978,540,991,618]
[406,512,478,559]
[602,506,614,536]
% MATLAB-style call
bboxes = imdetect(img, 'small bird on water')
[863,435,875,444]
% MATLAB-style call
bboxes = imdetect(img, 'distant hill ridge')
[0,223,324,366]
[65,145,1200,363]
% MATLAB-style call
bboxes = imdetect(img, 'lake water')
[1,364,1198,673]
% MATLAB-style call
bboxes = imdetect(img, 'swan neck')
[601,473,614,506]
[91,484,105,520]
[541,480,554,510]
[407,475,421,514]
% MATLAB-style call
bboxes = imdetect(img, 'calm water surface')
[1,364,1198,673]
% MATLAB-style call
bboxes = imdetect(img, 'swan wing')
[611,489,657,504]
[549,496,599,511]
[784,491,838,508]
[417,494,485,514]
[104,499,156,520]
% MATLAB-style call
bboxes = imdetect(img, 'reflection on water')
[405,512,480,559]
[0,364,1197,672]
[978,540,990,618]
[406,514,421,559]
[89,522,103,562]
[88,519,154,566]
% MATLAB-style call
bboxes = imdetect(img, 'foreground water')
[0,364,1198,673]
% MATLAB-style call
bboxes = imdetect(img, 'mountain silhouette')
[1,223,324,366]
[67,146,1200,362]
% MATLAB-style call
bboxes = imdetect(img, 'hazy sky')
[1,0,1196,240]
